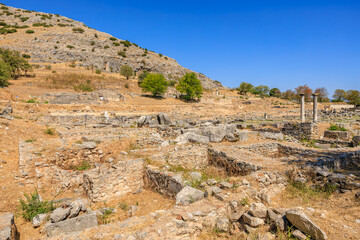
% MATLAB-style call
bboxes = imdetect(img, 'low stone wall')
[166,145,208,169]
[83,159,144,202]
[282,122,318,140]
[324,130,350,141]
[312,150,360,171]
[238,143,315,158]
[53,145,106,170]
[145,166,184,198]
[207,148,260,176]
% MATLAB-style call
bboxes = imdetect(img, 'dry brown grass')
[37,72,122,90]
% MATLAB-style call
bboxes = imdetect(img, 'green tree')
[140,73,168,96]
[251,85,270,97]
[269,88,282,98]
[120,65,133,79]
[176,72,203,100]
[345,90,360,105]
[332,89,346,102]
[236,82,254,95]
[0,60,10,87]
[138,70,149,86]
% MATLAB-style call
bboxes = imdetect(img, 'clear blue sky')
[3,0,360,96]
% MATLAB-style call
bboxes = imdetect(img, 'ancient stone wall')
[145,166,184,198]
[83,159,144,202]
[207,148,260,176]
[282,122,318,140]
[323,130,350,141]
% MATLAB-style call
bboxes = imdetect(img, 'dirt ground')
[0,65,358,239]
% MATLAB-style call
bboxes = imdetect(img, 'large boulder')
[175,186,205,205]
[175,132,209,144]
[50,207,70,223]
[157,113,172,125]
[242,213,264,227]
[45,211,98,237]
[285,209,327,240]
[203,126,227,143]
[249,203,268,218]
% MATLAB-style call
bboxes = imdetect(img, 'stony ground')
[0,64,359,240]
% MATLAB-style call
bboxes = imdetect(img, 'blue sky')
[3,0,360,96]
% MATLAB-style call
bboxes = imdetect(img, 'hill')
[0,3,223,89]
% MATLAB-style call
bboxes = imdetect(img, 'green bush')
[120,65,133,79]
[57,23,68,27]
[0,28,17,34]
[20,17,29,22]
[113,42,120,46]
[95,69,101,74]
[44,127,56,135]
[72,28,84,33]
[66,45,75,49]
[169,80,177,87]
[74,80,93,92]
[140,73,168,96]
[32,23,52,27]
[25,30,34,34]
[0,21,7,26]
[176,72,203,100]
[118,51,126,58]
[120,40,131,47]
[22,54,31,59]
[109,37,117,41]
[19,189,55,222]
[328,124,347,131]
[104,45,109,49]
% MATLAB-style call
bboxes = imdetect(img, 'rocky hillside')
[0,3,223,89]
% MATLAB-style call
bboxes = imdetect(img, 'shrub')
[109,37,117,41]
[159,53,163,57]
[140,73,168,96]
[90,41,95,45]
[57,23,68,27]
[22,54,31,59]
[176,72,203,100]
[328,124,347,131]
[117,51,126,58]
[66,45,75,49]
[73,161,93,171]
[120,40,131,47]
[25,29,34,34]
[19,189,55,221]
[44,127,56,135]
[0,21,7,26]
[112,42,120,46]
[72,27,84,33]
[104,45,109,49]
[120,65,133,79]
[0,28,17,34]
[74,80,93,92]
[95,69,101,74]
[124,83,129,88]
[32,23,52,27]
